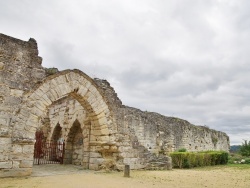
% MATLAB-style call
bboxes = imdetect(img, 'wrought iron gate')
[33,131,65,165]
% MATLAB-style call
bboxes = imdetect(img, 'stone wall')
[0,33,230,177]
[94,79,229,169]
[0,34,45,177]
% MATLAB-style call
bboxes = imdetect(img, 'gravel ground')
[0,165,250,188]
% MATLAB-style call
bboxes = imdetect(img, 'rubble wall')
[0,34,45,177]
[0,33,230,177]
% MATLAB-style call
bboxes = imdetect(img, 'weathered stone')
[12,161,20,168]
[0,62,4,70]
[0,137,11,145]
[0,161,12,169]
[22,145,34,154]
[12,144,22,153]
[10,89,23,97]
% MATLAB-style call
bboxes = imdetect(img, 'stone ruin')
[0,33,229,177]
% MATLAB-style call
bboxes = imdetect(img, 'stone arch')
[64,119,84,165]
[12,70,114,172]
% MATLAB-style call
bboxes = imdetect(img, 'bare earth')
[1,165,250,188]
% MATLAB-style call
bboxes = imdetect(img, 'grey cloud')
[1,0,250,145]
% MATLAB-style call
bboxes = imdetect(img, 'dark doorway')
[64,120,84,165]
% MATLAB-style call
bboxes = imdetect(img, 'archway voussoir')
[88,85,99,97]
[68,80,80,91]
[50,79,59,89]
[57,84,71,97]
[67,71,78,81]
[38,83,50,94]
[46,90,57,102]
[34,100,47,112]
[86,95,96,106]
[76,85,88,97]
[30,106,44,117]
[29,92,39,101]
[37,88,46,97]
[49,88,60,100]
[41,94,52,106]
[55,75,67,85]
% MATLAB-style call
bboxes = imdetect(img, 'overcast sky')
[1,0,250,145]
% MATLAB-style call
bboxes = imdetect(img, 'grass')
[185,163,250,171]
[226,163,250,169]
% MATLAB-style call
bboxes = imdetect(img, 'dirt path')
[1,165,250,188]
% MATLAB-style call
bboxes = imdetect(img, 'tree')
[239,140,250,156]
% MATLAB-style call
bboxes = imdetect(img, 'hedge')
[170,151,228,168]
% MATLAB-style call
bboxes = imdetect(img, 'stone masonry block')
[100,128,110,135]
[55,75,67,85]
[77,85,88,96]
[10,153,33,161]
[98,117,107,126]
[41,94,52,106]
[39,83,50,94]
[19,160,33,168]
[100,136,110,142]
[46,90,57,102]
[90,152,102,158]
[0,137,11,145]
[12,161,20,168]
[0,161,12,169]
[23,145,34,154]
[12,144,22,153]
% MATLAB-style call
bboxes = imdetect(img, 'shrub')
[244,158,250,164]
[178,148,187,152]
[239,140,250,157]
[170,151,228,168]
[171,152,186,168]
[196,153,204,167]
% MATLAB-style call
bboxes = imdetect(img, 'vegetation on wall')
[45,67,59,76]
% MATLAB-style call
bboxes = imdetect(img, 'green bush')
[196,153,204,167]
[240,140,250,157]
[171,152,186,168]
[244,158,250,164]
[170,151,228,168]
[178,148,187,152]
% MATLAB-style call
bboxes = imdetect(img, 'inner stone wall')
[41,96,90,167]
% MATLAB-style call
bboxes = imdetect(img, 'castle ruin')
[0,33,229,177]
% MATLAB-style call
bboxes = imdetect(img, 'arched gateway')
[11,70,116,176]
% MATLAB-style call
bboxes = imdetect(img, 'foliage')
[45,67,59,75]
[239,140,250,157]
[170,151,228,169]
[228,152,250,164]
[244,158,250,164]
[178,148,187,152]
